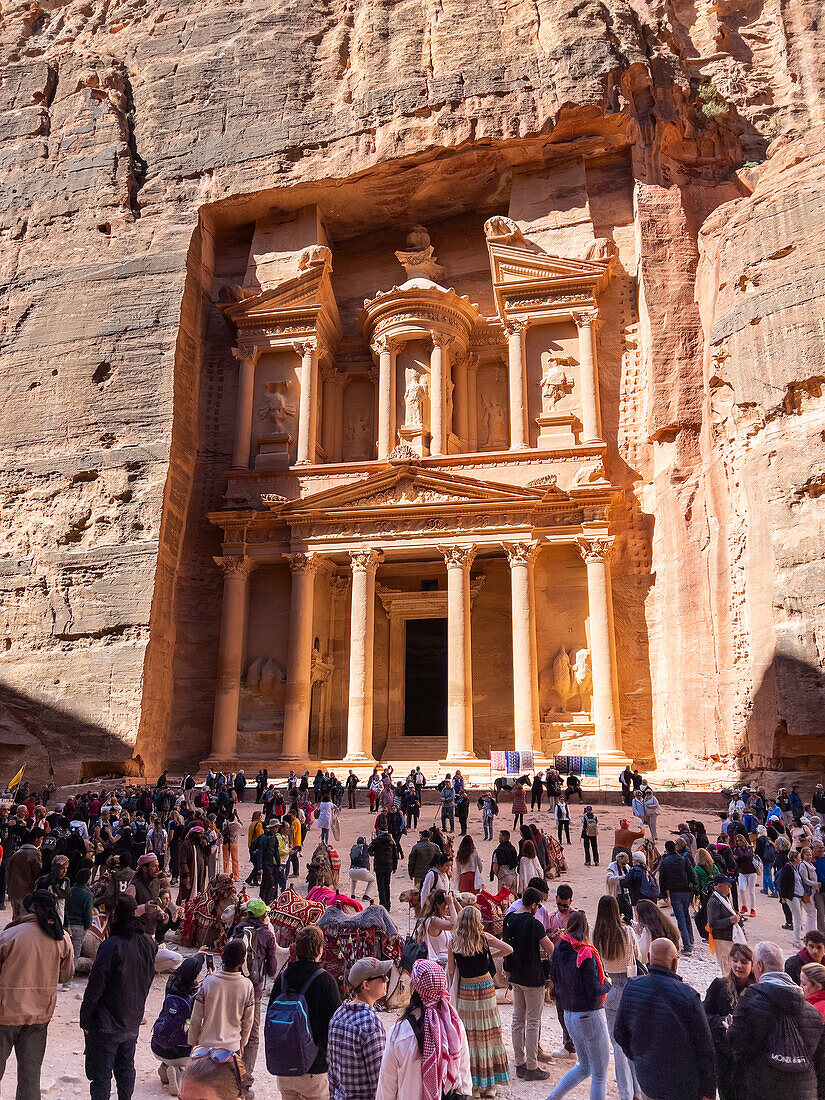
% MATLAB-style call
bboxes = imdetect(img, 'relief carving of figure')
[344,409,371,458]
[404,371,427,428]
[245,656,286,702]
[259,381,294,431]
[479,387,508,449]
[540,352,576,415]
[550,645,592,712]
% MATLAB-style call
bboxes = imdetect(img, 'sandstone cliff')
[0,0,823,780]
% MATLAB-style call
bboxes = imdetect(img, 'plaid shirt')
[327,1000,386,1100]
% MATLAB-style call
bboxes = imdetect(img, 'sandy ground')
[0,790,802,1100]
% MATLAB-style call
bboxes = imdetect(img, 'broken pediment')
[220,260,342,351]
[270,465,551,520]
[487,239,610,322]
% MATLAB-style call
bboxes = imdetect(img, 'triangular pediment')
[487,241,609,290]
[273,465,550,518]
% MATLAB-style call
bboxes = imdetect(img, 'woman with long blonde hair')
[448,905,513,1097]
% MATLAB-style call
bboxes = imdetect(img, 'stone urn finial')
[395,225,445,282]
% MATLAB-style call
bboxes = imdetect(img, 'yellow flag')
[7,765,25,792]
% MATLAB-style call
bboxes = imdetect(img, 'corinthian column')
[230,346,261,469]
[429,332,454,455]
[345,549,383,762]
[293,339,319,465]
[503,541,541,754]
[211,556,256,759]
[504,319,529,450]
[442,545,476,761]
[573,310,604,444]
[373,336,397,460]
[281,553,318,758]
[576,533,623,761]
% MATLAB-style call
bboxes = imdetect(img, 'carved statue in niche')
[540,352,576,415]
[478,370,508,449]
[549,645,592,713]
[446,377,455,426]
[404,371,428,428]
[344,409,371,457]
[259,381,295,430]
[245,656,286,701]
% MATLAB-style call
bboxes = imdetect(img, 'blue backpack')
[152,993,193,1052]
[264,970,323,1076]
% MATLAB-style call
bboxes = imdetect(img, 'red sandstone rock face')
[0,0,823,780]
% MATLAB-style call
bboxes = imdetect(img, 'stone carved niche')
[259,380,295,429]
[240,655,287,730]
[403,370,428,428]
[541,645,592,714]
[540,352,576,415]
[342,377,375,461]
[476,361,509,451]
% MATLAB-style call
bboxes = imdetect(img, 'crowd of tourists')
[2,767,825,1100]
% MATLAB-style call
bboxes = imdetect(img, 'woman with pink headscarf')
[376,959,472,1100]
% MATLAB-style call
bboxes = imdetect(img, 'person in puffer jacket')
[727,940,825,1100]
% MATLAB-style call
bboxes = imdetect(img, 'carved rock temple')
[207,218,628,777]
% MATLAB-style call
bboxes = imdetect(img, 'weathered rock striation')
[0,0,823,782]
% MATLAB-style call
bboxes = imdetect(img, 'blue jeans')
[762,862,775,893]
[604,974,641,1100]
[550,1010,610,1100]
[483,815,494,841]
[669,891,695,950]
[321,827,329,844]
[441,805,454,831]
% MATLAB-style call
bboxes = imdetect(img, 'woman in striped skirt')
[448,905,513,1097]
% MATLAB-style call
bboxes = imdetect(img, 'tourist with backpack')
[231,898,279,1086]
[327,957,389,1100]
[264,924,340,1100]
[620,851,659,909]
[151,955,205,1095]
[727,940,825,1100]
[348,836,376,901]
[188,939,255,1069]
[581,806,600,867]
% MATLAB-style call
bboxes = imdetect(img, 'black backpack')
[765,1002,812,1073]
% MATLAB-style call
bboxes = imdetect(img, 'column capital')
[231,345,262,366]
[441,544,476,569]
[350,548,384,572]
[463,354,480,374]
[291,337,319,358]
[429,331,455,350]
[501,540,540,566]
[284,552,319,575]
[575,534,615,564]
[320,363,343,385]
[503,318,529,337]
[371,334,400,357]
[572,308,600,330]
[214,555,256,578]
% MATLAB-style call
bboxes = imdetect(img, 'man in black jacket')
[80,895,157,1100]
[368,827,399,910]
[658,840,697,955]
[727,940,825,1100]
[615,938,716,1100]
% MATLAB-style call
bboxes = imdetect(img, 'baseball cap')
[348,957,392,989]
[712,874,733,886]
[245,898,268,917]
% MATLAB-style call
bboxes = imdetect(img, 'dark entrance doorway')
[404,617,447,738]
